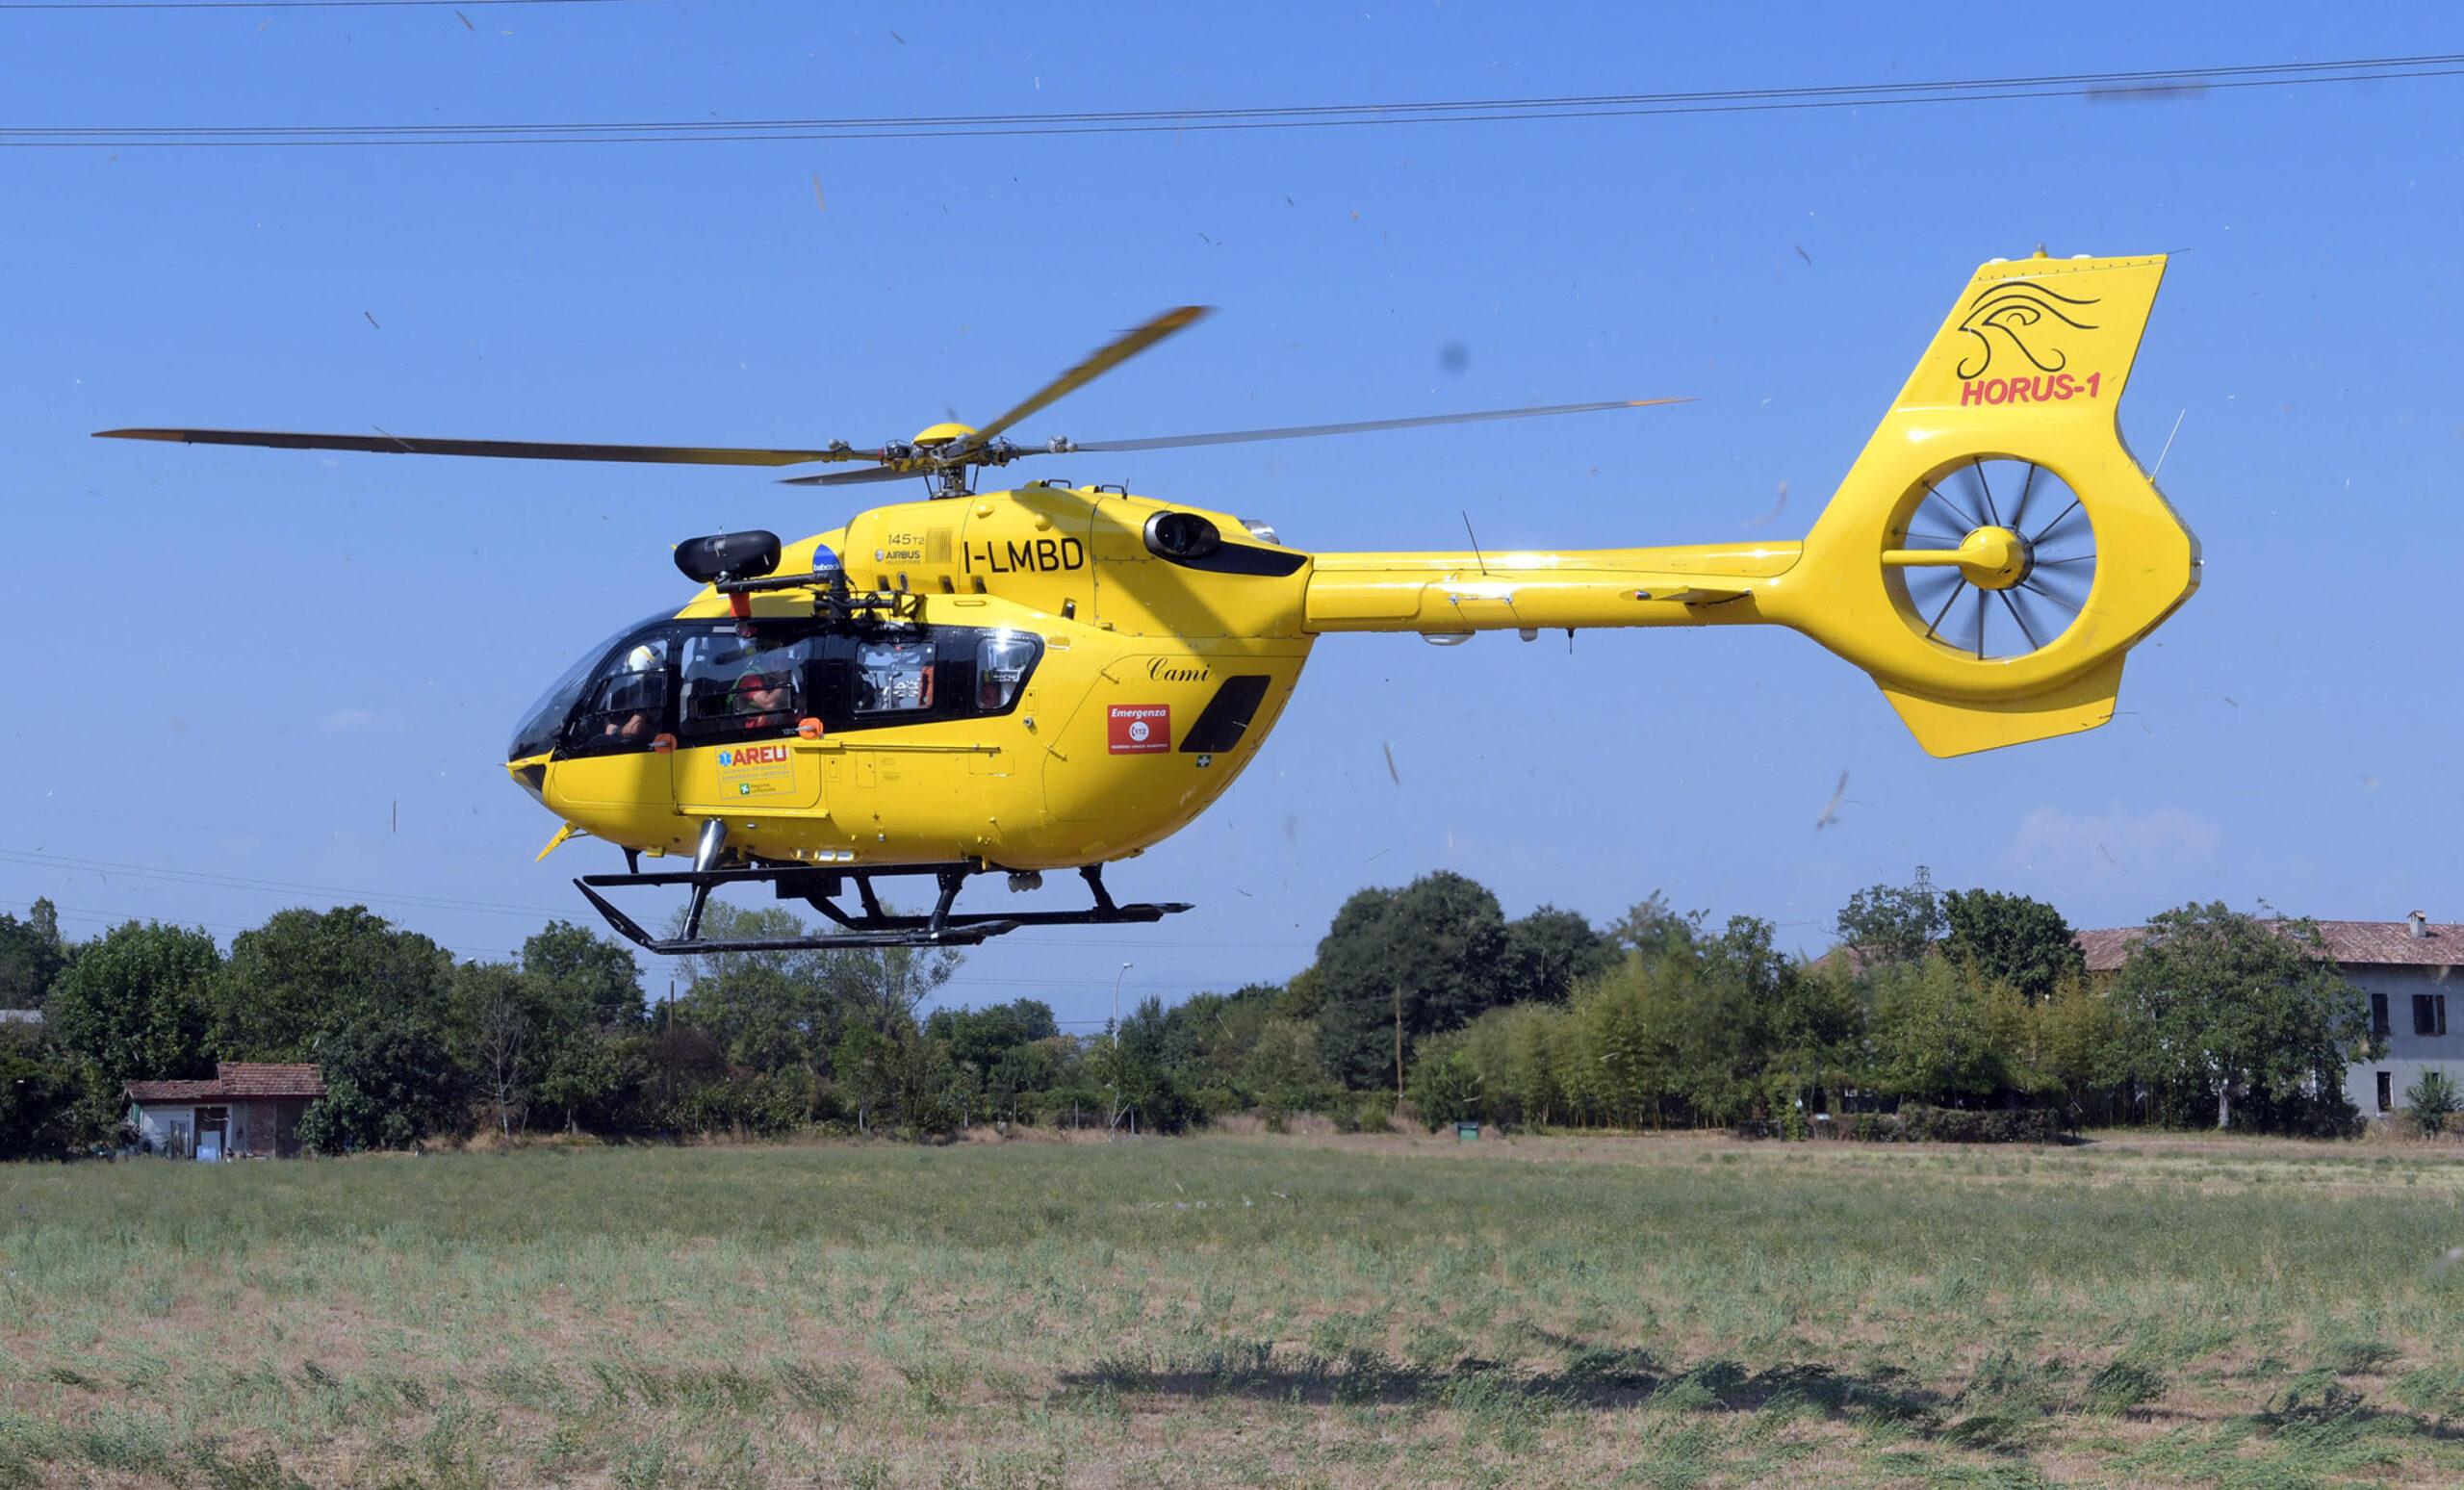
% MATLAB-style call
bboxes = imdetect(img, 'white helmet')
[623,643,661,673]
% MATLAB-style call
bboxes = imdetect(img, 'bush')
[1334,1091,1396,1134]
[1821,1105,2060,1144]
[1405,1039,1480,1131]
[2404,1069,2459,1138]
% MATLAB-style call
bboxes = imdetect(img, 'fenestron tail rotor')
[1885,457,2096,662]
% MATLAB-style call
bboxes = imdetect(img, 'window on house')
[2371,992,2391,1038]
[2414,993,2450,1037]
[2376,1070,2393,1113]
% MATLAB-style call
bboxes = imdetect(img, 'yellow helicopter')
[100,249,2197,954]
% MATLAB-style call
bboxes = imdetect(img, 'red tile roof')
[125,1063,325,1103]
[2076,919,2464,973]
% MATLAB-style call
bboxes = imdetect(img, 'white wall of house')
[133,1103,193,1154]
[132,1102,256,1158]
[2344,964,2464,1115]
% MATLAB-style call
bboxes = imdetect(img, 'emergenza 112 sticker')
[1108,705,1171,755]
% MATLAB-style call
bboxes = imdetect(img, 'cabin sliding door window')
[679,630,808,740]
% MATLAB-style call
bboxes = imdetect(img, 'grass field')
[4,1130,2464,1488]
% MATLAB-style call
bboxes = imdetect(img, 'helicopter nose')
[508,758,550,809]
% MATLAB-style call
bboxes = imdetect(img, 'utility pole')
[1393,986,1404,1100]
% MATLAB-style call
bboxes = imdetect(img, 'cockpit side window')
[564,636,674,754]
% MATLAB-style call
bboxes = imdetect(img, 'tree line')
[0,868,2383,1158]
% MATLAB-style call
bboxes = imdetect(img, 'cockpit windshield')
[505,611,674,761]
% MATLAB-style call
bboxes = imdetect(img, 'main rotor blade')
[94,427,886,468]
[1059,397,1692,454]
[779,464,922,488]
[949,305,1213,458]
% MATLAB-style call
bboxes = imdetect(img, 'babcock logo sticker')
[1108,705,1170,755]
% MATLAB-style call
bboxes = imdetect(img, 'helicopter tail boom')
[1301,252,2197,758]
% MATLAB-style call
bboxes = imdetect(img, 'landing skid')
[573,861,1192,954]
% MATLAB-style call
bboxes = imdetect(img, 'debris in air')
[1746,480,1789,528]
[1813,770,1847,831]
[1382,742,1400,786]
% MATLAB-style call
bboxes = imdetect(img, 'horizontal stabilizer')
[1879,655,2126,758]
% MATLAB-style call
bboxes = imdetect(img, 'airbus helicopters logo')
[1955,280,2105,407]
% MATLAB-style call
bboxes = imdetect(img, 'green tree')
[2028,970,2127,1121]
[1457,1002,1576,1126]
[215,907,454,1059]
[0,1026,116,1160]
[1835,878,1945,964]
[670,906,850,1076]
[2107,903,2370,1133]
[1866,956,2031,1105]
[1561,956,1686,1127]
[449,962,552,1137]
[1762,957,1866,1116]
[522,920,645,1030]
[1096,995,1198,1133]
[536,1024,639,1133]
[1501,906,1617,1004]
[42,921,218,1086]
[1313,871,1512,1089]
[0,899,68,1010]
[1943,889,2086,1003]
[925,999,1059,1074]
[1234,1015,1340,1116]
[1606,891,1702,959]
[295,1014,467,1151]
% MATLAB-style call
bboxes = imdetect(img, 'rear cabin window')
[855,639,936,715]
[976,632,1038,710]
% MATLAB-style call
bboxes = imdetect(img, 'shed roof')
[125,1063,326,1102]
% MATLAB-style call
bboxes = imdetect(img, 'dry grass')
[2,1129,2462,1486]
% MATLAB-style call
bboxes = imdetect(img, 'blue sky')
[3,2,2457,1025]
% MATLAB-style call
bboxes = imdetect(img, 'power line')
[0,894,522,961]
[0,846,570,920]
[3,52,2454,147]
[0,0,643,9]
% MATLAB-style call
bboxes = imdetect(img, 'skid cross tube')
[573,861,1192,954]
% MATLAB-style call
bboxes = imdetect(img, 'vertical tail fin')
[1771,251,2200,757]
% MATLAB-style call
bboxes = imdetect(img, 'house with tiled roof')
[125,1063,326,1159]
[2077,912,2464,1118]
